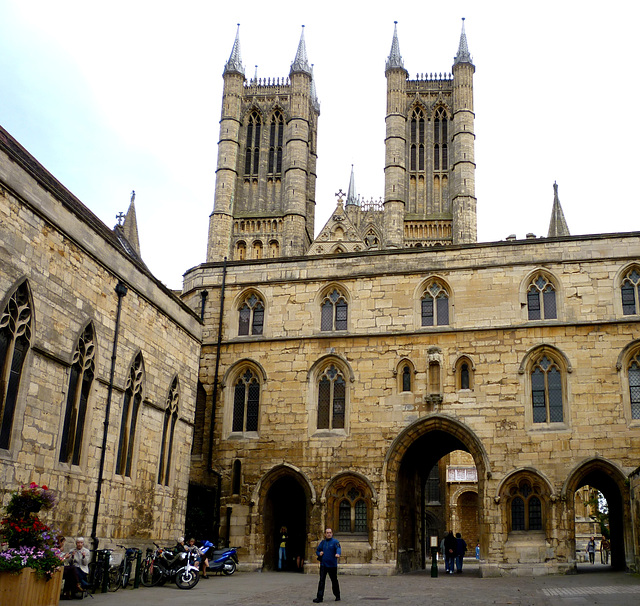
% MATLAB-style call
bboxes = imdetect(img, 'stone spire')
[346,165,359,206]
[310,64,320,112]
[224,24,244,76]
[454,17,473,66]
[122,190,141,257]
[385,21,404,71]
[290,25,312,76]
[547,182,570,237]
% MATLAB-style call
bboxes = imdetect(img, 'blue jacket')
[317,537,341,568]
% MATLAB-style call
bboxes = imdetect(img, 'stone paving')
[80,563,640,606]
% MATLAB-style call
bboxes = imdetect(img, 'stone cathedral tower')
[384,20,477,248]
[206,26,320,263]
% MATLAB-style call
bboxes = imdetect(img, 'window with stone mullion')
[622,269,640,315]
[629,358,640,419]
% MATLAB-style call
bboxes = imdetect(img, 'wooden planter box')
[0,567,62,606]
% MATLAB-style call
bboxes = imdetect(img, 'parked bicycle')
[111,545,141,589]
[89,548,120,593]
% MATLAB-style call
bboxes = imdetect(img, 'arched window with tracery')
[0,282,32,450]
[317,365,346,430]
[508,480,543,531]
[116,352,144,477]
[244,111,262,176]
[527,274,557,320]
[158,377,179,486]
[59,323,95,465]
[410,107,425,172]
[434,107,448,171]
[321,288,348,331]
[531,354,563,423]
[421,280,450,326]
[268,111,284,174]
[628,350,640,420]
[232,368,260,432]
[238,292,265,336]
[621,267,640,315]
[328,477,372,537]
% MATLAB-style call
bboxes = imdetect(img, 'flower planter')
[0,567,63,606]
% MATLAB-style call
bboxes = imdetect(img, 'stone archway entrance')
[263,474,308,571]
[384,415,489,573]
[564,459,630,571]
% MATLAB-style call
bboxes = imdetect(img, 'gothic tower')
[206,26,320,263]
[383,20,477,248]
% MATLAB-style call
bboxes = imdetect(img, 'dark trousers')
[317,565,340,600]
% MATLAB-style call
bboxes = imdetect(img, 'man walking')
[313,528,341,603]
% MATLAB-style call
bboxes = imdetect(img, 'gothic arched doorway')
[384,415,489,572]
[263,473,309,571]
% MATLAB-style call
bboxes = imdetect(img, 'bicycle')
[114,544,141,589]
[89,548,120,593]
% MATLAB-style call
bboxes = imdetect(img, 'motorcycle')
[200,541,239,576]
[141,543,200,589]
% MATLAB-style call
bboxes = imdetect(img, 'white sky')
[1,1,638,289]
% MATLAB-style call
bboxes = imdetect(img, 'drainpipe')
[91,280,127,556]
[208,258,227,472]
[199,289,208,322]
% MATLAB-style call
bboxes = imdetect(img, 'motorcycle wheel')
[222,559,236,575]
[140,560,163,587]
[175,567,200,590]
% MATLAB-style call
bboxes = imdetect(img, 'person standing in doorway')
[600,537,611,564]
[313,528,341,603]
[587,536,596,564]
[443,531,457,575]
[278,526,288,570]
[455,532,467,573]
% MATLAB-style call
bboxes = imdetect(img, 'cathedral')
[184,22,640,576]
[1,20,640,578]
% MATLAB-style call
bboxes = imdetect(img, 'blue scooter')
[201,541,239,575]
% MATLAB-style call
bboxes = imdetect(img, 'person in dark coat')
[455,532,467,573]
[443,530,457,574]
[313,528,341,602]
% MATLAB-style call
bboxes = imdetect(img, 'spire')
[310,64,320,112]
[547,182,570,237]
[224,24,245,76]
[386,21,405,71]
[346,165,359,206]
[122,190,141,257]
[290,25,312,76]
[453,18,473,66]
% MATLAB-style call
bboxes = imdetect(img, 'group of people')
[440,531,469,574]
[586,535,611,564]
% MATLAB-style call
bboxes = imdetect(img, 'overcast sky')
[1,1,638,289]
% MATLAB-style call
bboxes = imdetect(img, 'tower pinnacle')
[224,24,244,76]
[547,182,570,237]
[346,165,359,206]
[454,18,473,66]
[385,21,404,71]
[290,25,312,76]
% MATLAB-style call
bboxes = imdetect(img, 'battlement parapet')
[244,77,291,94]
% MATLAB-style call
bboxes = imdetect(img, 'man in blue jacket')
[313,528,341,602]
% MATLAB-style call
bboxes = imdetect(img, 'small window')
[317,365,346,429]
[232,369,260,432]
[232,459,242,494]
[455,356,474,391]
[402,365,412,392]
[621,268,640,315]
[238,293,265,336]
[629,351,640,420]
[527,275,557,320]
[421,281,449,327]
[321,289,348,332]
[531,355,563,423]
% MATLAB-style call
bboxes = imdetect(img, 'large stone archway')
[562,457,631,571]
[383,414,490,572]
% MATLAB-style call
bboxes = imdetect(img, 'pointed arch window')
[402,365,412,392]
[116,353,144,477]
[321,289,348,331]
[232,369,260,432]
[510,482,543,531]
[621,267,640,315]
[527,274,557,320]
[434,108,448,171]
[426,465,440,503]
[336,487,367,534]
[531,355,563,423]
[238,293,264,336]
[317,365,345,430]
[244,111,262,176]
[268,111,284,174]
[158,377,179,486]
[410,108,426,172]
[59,324,95,465]
[421,280,449,326]
[629,351,640,420]
[0,282,32,450]
[455,356,474,391]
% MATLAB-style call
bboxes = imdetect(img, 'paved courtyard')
[81,563,640,606]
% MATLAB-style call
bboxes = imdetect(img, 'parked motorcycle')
[200,541,239,575]
[141,543,200,589]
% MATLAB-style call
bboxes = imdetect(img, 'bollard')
[133,548,142,589]
[102,550,110,593]
[430,546,438,578]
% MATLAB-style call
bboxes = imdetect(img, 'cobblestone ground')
[81,563,640,606]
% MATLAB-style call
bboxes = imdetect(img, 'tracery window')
[244,111,262,176]
[629,351,640,420]
[621,267,640,315]
[0,282,32,450]
[421,280,449,326]
[527,274,557,320]
[116,353,144,477]
[317,365,345,430]
[531,355,563,423]
[509,481,543,531]
[410,107,425,172]
[268,111,284,174]
[158,377,179,486]
[434,107,448,171]
[238,293,265,336]
[336,486,368,534]
[232,369,260,432]
[321,289,348,331]
[59,324,95,465]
